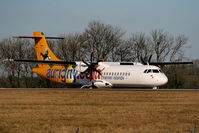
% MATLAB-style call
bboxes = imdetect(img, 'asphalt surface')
[0,88,199,91]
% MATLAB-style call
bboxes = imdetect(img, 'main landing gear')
[153,86,158,90]
[80,81,97,89]
[80,84,97,89]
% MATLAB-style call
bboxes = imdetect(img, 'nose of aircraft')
[160,74,168,85]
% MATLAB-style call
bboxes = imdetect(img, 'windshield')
[143,69,164,73]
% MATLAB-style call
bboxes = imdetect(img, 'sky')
[0,0,199,59]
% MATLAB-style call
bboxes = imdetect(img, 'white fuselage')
[75,62,168,88]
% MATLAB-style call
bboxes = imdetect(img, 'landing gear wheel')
[153,87,158,90]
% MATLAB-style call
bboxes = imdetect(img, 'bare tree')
[126,30,188,63]
[0,38,33,87]
[114,40,134,62]
[83,20,124,61]
[54,33,85,61]
[169,35,188,61]
[127,33,152,62]
[21,41,36,87]
[150,29,174,62]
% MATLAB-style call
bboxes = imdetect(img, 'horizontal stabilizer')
[4,59,76,65]
[13,36,64,39]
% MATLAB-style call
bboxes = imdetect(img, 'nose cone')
[160,75,168,85]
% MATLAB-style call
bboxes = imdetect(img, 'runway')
[0,88,199,91]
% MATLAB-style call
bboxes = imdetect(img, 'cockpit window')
[152,69,159,73]
[144,69,147,73]
[147,69,152,73]
[159,69,163,73]
[144,69,164,73]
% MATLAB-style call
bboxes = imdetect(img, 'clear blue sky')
[0,0,199,59]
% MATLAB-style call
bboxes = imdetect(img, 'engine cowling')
[93,80,112,88]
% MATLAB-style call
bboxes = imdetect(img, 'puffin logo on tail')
[40,48,52,61]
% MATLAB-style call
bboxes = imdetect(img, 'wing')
[150,62,193,66]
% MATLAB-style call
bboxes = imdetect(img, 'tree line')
[0,20,198,88]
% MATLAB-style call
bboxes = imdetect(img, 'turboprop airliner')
[8,32,193,89]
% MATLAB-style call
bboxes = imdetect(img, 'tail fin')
[33,32,60,62]
[13,32,63,68]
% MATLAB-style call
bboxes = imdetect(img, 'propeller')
[81,52,102,82]
[140,54,153,65]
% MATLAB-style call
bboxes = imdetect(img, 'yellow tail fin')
[33,32,60,61]
[13,32,64,68]
[33,32,61,67]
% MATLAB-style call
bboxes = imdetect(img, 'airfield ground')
[0,89,198,133]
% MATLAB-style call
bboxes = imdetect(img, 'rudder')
[33,32,61,67]
[33,32,60,61]
[12,32,64,68]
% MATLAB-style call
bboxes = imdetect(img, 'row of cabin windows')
[143,69,163,73]
[103,72,131,76]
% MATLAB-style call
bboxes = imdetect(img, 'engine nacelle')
[93,80,112,88]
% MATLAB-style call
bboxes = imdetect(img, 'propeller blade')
[148,54,153,63]
[80,52,102,82]
[90,71,92,81]
[90,51,94,64]
[82,59,90,67]
[93,67,101,75]
[140,55,146,65]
